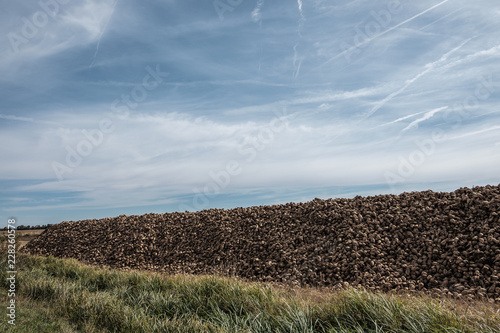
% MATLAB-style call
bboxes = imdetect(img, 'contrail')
[293,44,301,79]
[0,114,62,126]
[251,0,265,72]
[251,0,265,24]
[293,0,305,79]
[420,7,462,31]
[446,125,500,141]
[437,43,500,72]
[323,38,470,144]
[297,0,303,18]
[401,106,448,132]
[89,0,119,68]
[313,0,450,71]
[364,38,470,119]
[376,110,426,128]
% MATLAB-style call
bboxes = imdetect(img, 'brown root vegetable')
[21,184,500,300]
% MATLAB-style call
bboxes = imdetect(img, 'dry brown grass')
[1,253,499,332]
[0,228,45,236]
[0,228,45,250]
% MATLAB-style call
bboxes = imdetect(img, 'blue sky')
[1,0,499,226]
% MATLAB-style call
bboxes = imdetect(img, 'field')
[0,229,45,250]
[1,254,499,332]
[22,185,500,300]
[5,185,500,331]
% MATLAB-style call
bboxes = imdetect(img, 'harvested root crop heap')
[23,185,500,300]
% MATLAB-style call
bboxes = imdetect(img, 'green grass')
[1,254,499,332]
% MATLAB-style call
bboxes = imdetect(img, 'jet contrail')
[364,38,470,119]
[293,0,305,79]
[0,114,62,126]
[251,0,265,24]
[314,0,450,70]
[401,106,448,132]
[297,0,303,17]
[377,110,426,128]
[90,0,119,68]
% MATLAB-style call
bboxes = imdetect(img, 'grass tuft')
[1,253,498,332]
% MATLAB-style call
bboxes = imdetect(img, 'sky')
[1,0,499,226]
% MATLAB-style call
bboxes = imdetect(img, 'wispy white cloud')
[444,125,500,141]
[61,0,117,39]
[223,86,382,117]
[292,0,305,79]
[364,38,471,118]
[0,114,62,126]
[293,44,302,79]
[1,0,499,224]
[420,7,463,31]
[313,0,451,70]
[89,0,119,67]
[379,111,426,127]
[251,0,265,24]
[0,0,120,78]
[437,44,500,72]
[401,106,448,132]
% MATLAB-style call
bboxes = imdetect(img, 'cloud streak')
[293,0,305,79]
[297,0,304,19]
[90,0,119,68]
[314,0,451,70]
[0,114,62,126]
[1,0,499,225]
[251,0,265,24]
[364,38,471,119]
[401,106,448,132]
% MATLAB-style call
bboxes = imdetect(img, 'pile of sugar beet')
[23,184,500,301]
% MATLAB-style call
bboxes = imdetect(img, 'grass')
[0,229,46,239]
[0,254,499,332]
